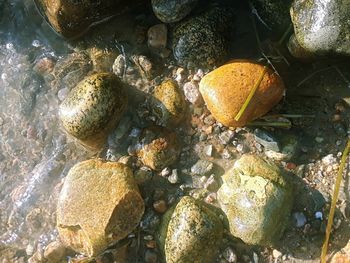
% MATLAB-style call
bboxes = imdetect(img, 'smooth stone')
[158,196,224,263]
[35,0,143,38]
[57,159,144,257]
[148,24,168,49]
[59,73,127,150]
[250,0,292,36]
[291,0,350,56]
[152,79,186,127]
[136,126,181,171]
[199,60,285,127]
[172,6,234,68]
[217,154,293,246]
[151,0,198,23]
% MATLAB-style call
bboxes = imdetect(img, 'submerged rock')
[291,0,350,56]
[250,0,292,36]
[172,6,234,68]
[158,196,224,263]
[57,160,144,257]
[59,73,127,150]
[199,60,285,127]
[136,126,181,171]
[217,154,293,246]
[88,47,119,73]
[151,0,198,23]
[152,79,186,126]
[35,0,142,38]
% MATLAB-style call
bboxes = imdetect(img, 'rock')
[148,24,168,49]
[183,81,203,105]
[254,129,279,152]
[152,79,186,127]
[331,239,350,263]
[153,200,168,214]
[88,48,119,73]
[217,154,293,246]
[265,134,298,161]
[250,0,292,36]
[287,34,315,61]
[158,196,224,263]
[134,167,153,185]
[168,169,180,184]
[59,73,128,150]
[293,212,307,228]
[151,0,198,23]
[223,247,237,263]
[204,174,219,192]
[43,241,66,263]
[291,0,350,56]
[199,60,285,127]
[57,159,144,256]
[190,160,213,176]
[272,249,282,259]
[35,0,143,38]
[136,126,181,171]
[172,6,234,68]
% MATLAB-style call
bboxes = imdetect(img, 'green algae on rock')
[217,154,293,246]
[291,0,350,56]
[136,126,181,171]
[158,196,224,263]
[151,0,198,23]
[152,79,186,127]
[57,159,144,257]
[59,73,127,150]
[172,6,234,68]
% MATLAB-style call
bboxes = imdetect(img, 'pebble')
[148,24,167,49]
[219,130,235,145]
[160,167,171,177]
[168,169,179,184]
[315,137,324,143]
[223,247,237,263]
[293,212,307,228]
[204,174,219,192]
[191,159,213,176]
[57,88,69,101]
[153,200,168,213]
[183,81,203,105]
[204,144,213,156]
[315,211,323,220]
[272,249,282,259]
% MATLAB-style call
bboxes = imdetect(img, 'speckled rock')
[217,154,293,246]
[59,73,127,150]
[151,0,198,23]
[136,126,181,171]
[152,79,186,126]
[250,0,292,36]
[57,159,144,257]
[35,0,143,38]
[199,60,285,127]
[158,196,224,263]
[172,6,234,68]
[287,34,315,61]
[291,0,350,56]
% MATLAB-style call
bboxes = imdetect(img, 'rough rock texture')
[217,154,293,246]
[151,0,198,23]
[172,6,234,68]
[59,73,127,150]
[331,239,350,263]
[152,79,186,126]
[57,160,144,257]
[250,0,292,36]
[35,0,142,38]
[158,196,223,263]
[136,126,181,171]
[199,60,285,127]
[291,0,350,56]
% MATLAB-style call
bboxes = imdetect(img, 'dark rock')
[152,0,198,23]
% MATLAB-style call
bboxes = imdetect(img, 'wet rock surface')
[172,6,234,68]
[199,60,285,127]
[158,196,224,263]
[291,0,350,56]
[59,73,128,150]
[57,159,144,256]
[217,154,293,246]
[151,0,198,23]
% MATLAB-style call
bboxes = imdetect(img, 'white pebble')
[315,211,323,220]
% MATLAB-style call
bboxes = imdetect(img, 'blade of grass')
[234,66,267,121]
[321,139,350,263]
[247,120,292,129]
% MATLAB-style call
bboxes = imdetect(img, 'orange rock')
[199,60,285,127]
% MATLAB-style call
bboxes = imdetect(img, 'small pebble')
[183,81,202,105]
[153,200,168,214]
[204,144,213,156]
[223,247,237,263]
[293,212,307,227]
[168,169,179,184]
[315,137,324,143]
[57,88,69,101]
[160,167,171,177]
[148,24,167,49]
[315,211,323,220]
[272,249,282,259]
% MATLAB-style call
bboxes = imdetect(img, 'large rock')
[158,196,224,263]
[151,0,198,23]
[217,154,293,246]
[59,73,127,150]
[136,126,180,171]
[35,0,143,38]
[152,79,186,127]
[199,60,285,127]
[172,6,234,68]
[57,160,144,257]
[291,0,350,56]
